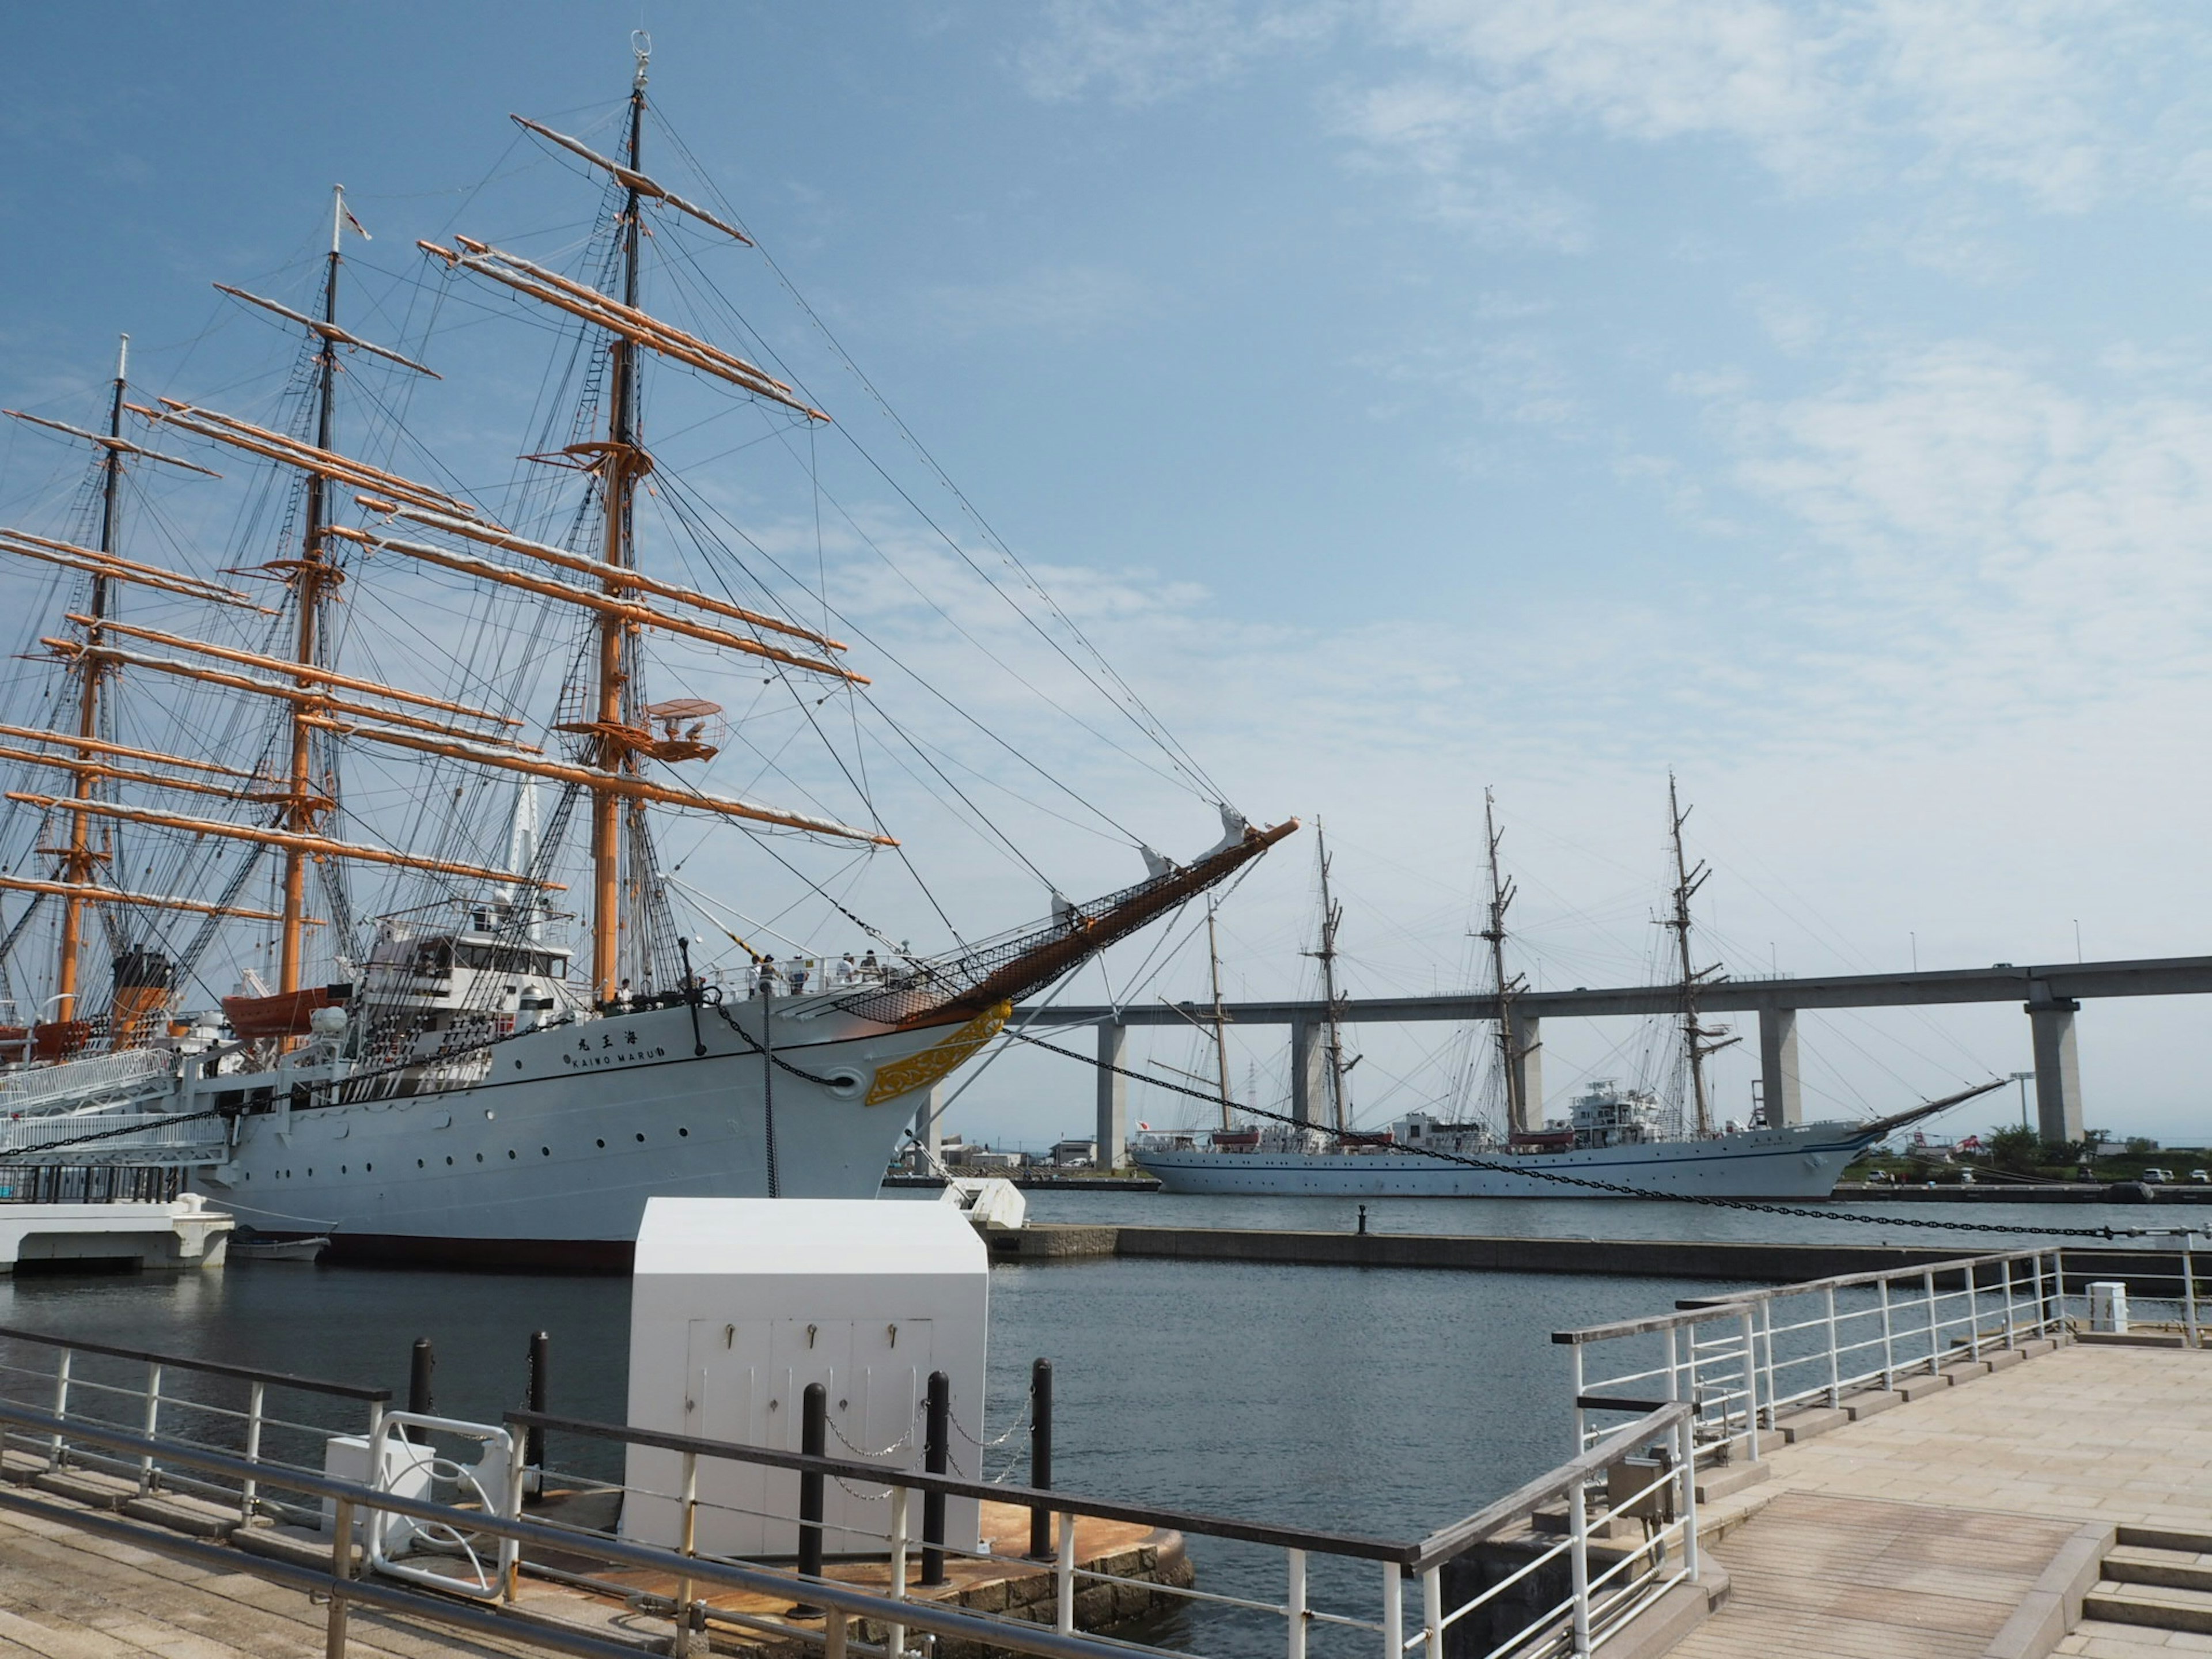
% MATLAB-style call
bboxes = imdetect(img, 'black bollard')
[1027,1358,1054,1560]
[524,1331,550,1506]
[921,1370,949,1585]
[789,1382,827,1616]
[1357,1203,1368,1235]
[405,1338,435,1443]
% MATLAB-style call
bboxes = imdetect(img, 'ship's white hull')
[1134,1120,1877,1200]
[186,999,957,1267]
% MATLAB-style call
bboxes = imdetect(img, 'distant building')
[1050,1138,1097,1168]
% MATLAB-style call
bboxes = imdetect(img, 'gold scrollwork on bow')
[863,1000,1012,1107]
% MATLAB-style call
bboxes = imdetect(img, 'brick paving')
[1672,1343,2212,1659]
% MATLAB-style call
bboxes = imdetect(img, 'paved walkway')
[1673,1342,2212,1659]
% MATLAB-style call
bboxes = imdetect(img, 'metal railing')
[0,1317,1710,1659]
[508,1403,1702,1659]
[1556,1239,2206,1478]
[0,1324,388,1525]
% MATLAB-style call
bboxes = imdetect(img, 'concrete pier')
[1094,1020,1126,1168]
[2031,997,2086,1143]
[1758,1007,1801,1127]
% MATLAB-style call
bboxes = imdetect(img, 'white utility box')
[2088,1281,2130,1334]
[622,1198,988,1560]
[322,1432,437,1549]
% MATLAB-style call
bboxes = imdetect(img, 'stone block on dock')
[1938,1359,1994,1385]
[32,1466,139,1510]
[0,1448,47,1485]
[1774,1407,1847,1444]
[232,1518,360,1572]
[1984,1347,2028,1372]
[1842,1389,1903,1421]
[1895,1373,1952,1401]
[1694,1460,1772,1503]
[121,1491,241,1539]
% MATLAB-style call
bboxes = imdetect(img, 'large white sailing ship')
[1133,785,1983,1200]
[0,43,1292,1265]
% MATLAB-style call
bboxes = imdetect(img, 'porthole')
[595,1138,605,1149]
[306,1168,313,1177]
[417,1160,425,1169]
[540,1146,550,1157]
[475,1152,484,1162]
[507,1149,517,1160]
[340,1165,347,1175]
[484,1108,496,1120]
[445,1156,453,1166]
[635,1132,645,1142]
[365,1163,372,1173]
[678,1127,688,1138]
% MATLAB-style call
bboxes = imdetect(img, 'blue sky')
[5,3,2212,1147]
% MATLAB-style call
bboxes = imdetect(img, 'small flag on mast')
[343,204,372,241]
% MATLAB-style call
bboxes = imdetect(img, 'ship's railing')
[0,1163,184,1203]
[508,1400,1703,1659]
[0,1325,389,1528]
[0,1107,228,1166]
[0,1046,173,1113]
[1556,1240,2206,1476]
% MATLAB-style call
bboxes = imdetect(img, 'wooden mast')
[1308,823,1352,1132]
[1205,897,1232,1131]
[588,47,651,1007]
[1479,787,1529,1132]
[52,335,131,1020]
[275,188,347,999]
[1664,772,1738,1137]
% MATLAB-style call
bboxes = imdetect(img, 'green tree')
[1987,1124,2041,1172]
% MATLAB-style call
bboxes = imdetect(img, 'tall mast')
[1205,897,1232,1131]
[275,188,346,997]
[1662,772,1737,1137]
[590,40,652,1006]
[52,335,131,1020]
[1312,824,1351,1132]
[1479,787,1527,1132]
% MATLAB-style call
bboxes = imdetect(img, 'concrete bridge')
[1012,955,2212,1166]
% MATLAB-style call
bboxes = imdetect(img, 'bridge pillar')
[1096,1020,1127,1170]
[1759,1008,1802,1127]
[1508,1012,1543,1134]
[1290,1017,1328,1126]
[912,1083,945,1162]
[2028,1000,2084,1144]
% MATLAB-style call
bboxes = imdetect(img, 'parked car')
[2190,1169,2209,1184]
[2142,1167,2175,1184]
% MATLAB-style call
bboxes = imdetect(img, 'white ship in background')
[0,44,1292,1265]
[1135,785,1985,1200]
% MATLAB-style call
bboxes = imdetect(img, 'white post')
[140,1362,162,1492]
[2053,1249,2068,1334]
[1381,1561,1403,1659]
[1665,1326,1680,1409]
[1568,1474,1592,1657]
[1967,1266,1982,1362]
[240,1381,266,1522]
[1570,1343,1586,1453]
[1877,1277,1895,1390]
[1738,1310,1760,1463]
[1286,1548,1308,1659]
[47,1350,70,1468]
[2001,1258,2017,1349]
[1924,1270,1940,1374]
[1056,1509,1077,1634]
[1760,1302,1778,1426]
[2032,1251,2049,1339]
[1677,1410,1700,1584]
[1422,1566,1443,1659]
[887,1485,909,1659]
[2183,1235,2200,1351]
[1823,1287,1840,1407]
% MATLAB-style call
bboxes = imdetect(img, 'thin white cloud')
[1012,0,1350,104]
[922,264,1160,339]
